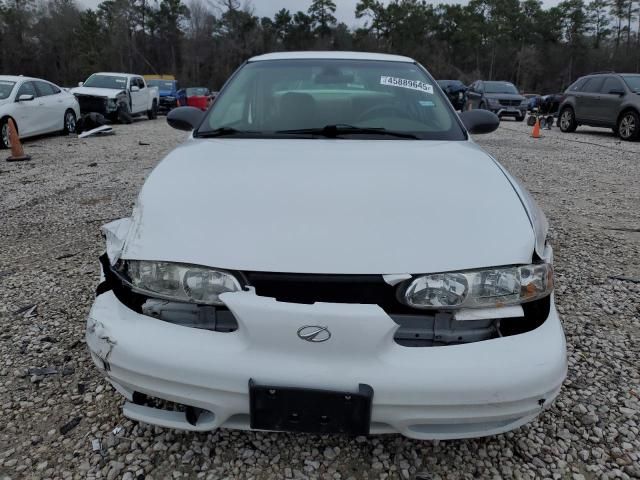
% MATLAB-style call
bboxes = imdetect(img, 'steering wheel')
[356,104,412,123]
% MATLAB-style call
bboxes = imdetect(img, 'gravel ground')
[0,117,639,480]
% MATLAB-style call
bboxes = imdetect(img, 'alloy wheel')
[560,110,572,130]
[619,114,636,139]
[1,122,10,148]
[65,112,76,133]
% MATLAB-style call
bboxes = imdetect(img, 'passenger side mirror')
[18,94,35,102]
[459,109,500,134]
[131,86,140,92]
[78,82,84,87]
[167,106,204,131]
[609,89,625,96]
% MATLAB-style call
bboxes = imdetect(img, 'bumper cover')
[87,290,567,440]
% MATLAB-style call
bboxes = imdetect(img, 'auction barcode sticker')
[380,76,433,94]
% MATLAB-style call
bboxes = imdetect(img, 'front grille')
[499,99,521,107]
[242,271,416,314]
[76,95,107,114]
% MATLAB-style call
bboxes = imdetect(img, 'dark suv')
[465,80,527,121]
[558,73,640,141]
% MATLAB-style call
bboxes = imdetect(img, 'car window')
[136,78,145,89]
[200,59,465,141]
[17,81,37,98]
[621,75,640,93]
[0,80,16,99]
[483,82,519,94]
[581,77,604,93]
[35,81,60,96]
[148,80,175,90]
[600,77,624,94]
[84,74,127,90]
[568,78,587,91]
[186,87,209,96]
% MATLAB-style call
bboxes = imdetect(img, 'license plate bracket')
[249,379,373,435]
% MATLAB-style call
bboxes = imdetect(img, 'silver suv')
[558,73,640,141]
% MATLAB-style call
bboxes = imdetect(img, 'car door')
[12,81,41,137]
[131,77,147,113]
[575,77,604,122]
[34,81,63,132]
[466,82,482,109]
[596,76,626,126]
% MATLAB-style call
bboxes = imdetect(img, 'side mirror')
[609,89,625,96]
[131,86,140,92]
[78,82,84,87]
[18,94,35,102]
[167,106,204,131]
[459,109,500,134]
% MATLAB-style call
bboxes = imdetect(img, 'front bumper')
[158,97,177,111]
[87,290,567,440]
[491,106,527,118]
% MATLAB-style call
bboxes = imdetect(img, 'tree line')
[1,0,639,94]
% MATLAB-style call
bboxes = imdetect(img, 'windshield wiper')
[196,127,259,138]
[276,124,419,139]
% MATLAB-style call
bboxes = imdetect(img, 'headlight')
[487,98,501,108]
[399,264,553,310]
[120,260,242,305]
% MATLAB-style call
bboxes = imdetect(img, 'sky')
[79,0,562,26]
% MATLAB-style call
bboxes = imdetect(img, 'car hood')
[70,86,124,98]
[0,97,11,107]
[120,139,536,274]
[485,93,525,102]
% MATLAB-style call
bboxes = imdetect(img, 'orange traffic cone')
[531,118,541,139]
[6,118,31,162]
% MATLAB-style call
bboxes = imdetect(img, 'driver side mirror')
[609,89,625,96]
[78,82,84,87]
[18,94,35,102]
[459,109,500,134]
[167,106,204,131]
[131,86,140,92]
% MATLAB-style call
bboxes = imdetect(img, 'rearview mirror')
[78,82,84,87]
[18,94,35,102]
[459,109,500,134]
[167,106,204,131]
[131,86,140,92]
[609,89,625,96]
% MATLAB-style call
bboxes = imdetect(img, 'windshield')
[83,75,127,90]
[187,87,209,96]
[622,75,640,93]
[484,81,519,95]
[148,80,175,90]
[199,59,465,140]
[0,80,16,99]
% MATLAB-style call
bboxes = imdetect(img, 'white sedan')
[87,51,567,440]
[0,75,80,149]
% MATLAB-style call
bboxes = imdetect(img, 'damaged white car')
[87,52,567,440]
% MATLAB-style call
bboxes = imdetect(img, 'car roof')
[92,72,138,77]
[0,75,38,82]
[248,51,415,63]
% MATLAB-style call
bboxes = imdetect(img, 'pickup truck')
[146,79,179,113]
[70,73,160,123]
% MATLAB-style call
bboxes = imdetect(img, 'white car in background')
[0,75,80,149]
[88,51,567,440]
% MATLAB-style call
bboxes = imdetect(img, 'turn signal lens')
[400,264,553,310]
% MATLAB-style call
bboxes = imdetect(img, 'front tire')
[63,109,77,134]
[0,117,12,149]
[617,110,639,141]
[559,107,577,133]
[516,115,525,122]
[147,100,158,120]
[117,103,133,124]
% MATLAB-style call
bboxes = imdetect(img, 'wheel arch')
[617,106,639,125]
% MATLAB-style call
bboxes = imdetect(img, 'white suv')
[87,51,567,440]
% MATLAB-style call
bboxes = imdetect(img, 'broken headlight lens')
[399,264,553,310]
[121,260,242,305]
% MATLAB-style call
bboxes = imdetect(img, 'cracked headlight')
[121,260,242,305]
[399,264,553,310]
